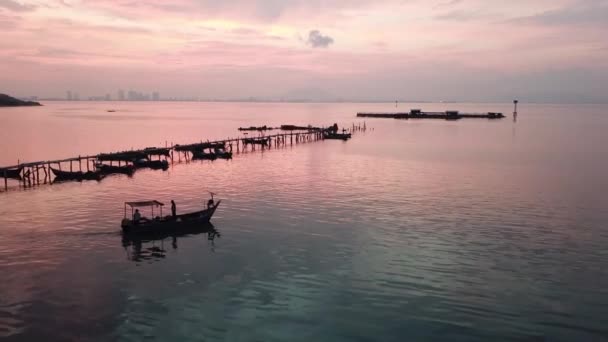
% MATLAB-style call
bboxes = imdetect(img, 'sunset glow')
[1,0,607,102]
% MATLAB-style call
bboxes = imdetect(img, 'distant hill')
[0,94,42,107]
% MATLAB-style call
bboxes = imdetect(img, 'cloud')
[435,9,483,21]
[0,0,36,12]
[510,1,608,26]
[434,0,463,9]
[74,0,397,24]
[0,13,20,29]
[306,30,334,48]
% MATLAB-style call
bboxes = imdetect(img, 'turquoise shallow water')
[1,102,608,341]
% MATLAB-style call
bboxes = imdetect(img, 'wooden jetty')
[357,109,504,120]
[1,123,367,192]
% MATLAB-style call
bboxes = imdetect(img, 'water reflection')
[122,223,221,262]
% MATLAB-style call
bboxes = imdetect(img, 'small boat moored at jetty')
[280,124,320,131]
[242,137,270,147]
[323,132,352,140]
[239,125,274,131]
[192,149,217,160]
[121,196,221,235]
[98,151,147,162]
[175,142,225,152]
[144,147,171,157]
[98,148,170,162]
[1,166,23,180]
[134,159,169,170]
[323,125,351,140]
[214,147,232,159]
[50,167,104,182]
[95,163,135,176]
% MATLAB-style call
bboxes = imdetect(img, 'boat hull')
[50,167,103,181]
[134,159,169,170]
[192,151,217,160]
[323,133,351,140]
[96,164,135,176]
[1,167,23,180]
[216,152,232,159]
[122,201,221,234]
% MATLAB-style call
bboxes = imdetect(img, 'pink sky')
[1,0,607,102]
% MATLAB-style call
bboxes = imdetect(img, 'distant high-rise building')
[67,91,72,101]
[152,92,159,101]
[105,94,111,101]
[74,93,80,101]
[118,89,125,101]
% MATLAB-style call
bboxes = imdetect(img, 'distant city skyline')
[60,89,161,101]
[1,0,607,103]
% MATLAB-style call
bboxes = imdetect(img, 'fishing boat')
[144,147,171,157]
[242,137,269,146]
[239,125,274,131]
[121,196,221,234]
[1,166,23,180]
[175,142,224,152]
[214,147,232,159]
[133,159,169,170]
[50,167,104,181]
[323,131,352,140]
[192,149,217,160]
[95,163,135,176]
[98,151,147,162]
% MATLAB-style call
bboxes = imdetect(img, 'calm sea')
[1,102,607,341]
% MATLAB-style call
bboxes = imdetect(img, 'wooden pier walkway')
[357,109,504,120]
[1,123,366,191]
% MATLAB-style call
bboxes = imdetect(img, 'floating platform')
[357,109,504,120]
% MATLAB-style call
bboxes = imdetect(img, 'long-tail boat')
[175,142,225,152]
[192,149,217,160]
[50,167,104,181]
[242,137,269,146]
[323,131,352,140]
[134,159,169,170]
[98,151,147,162]
[144,147,171,157]
[214,148,232,159]
[95,163,136,176]
[1,166,23,180]
[121,196,221,235]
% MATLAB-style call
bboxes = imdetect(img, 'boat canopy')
[125,200,164,208]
